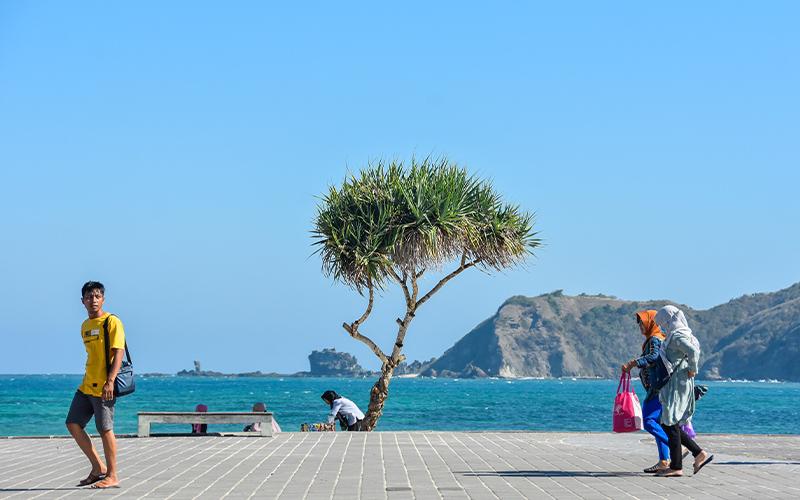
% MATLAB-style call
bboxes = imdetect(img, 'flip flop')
[78,473,105,486]
[90,480,120,489]
[693,454,714,474]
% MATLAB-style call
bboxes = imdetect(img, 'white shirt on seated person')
[328,397,365,426]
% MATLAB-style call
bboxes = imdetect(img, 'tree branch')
[387,267,413,308]
[342,323,388,366]
[341,284,388,365]
[415,258,481,310]
[353,282,374,330]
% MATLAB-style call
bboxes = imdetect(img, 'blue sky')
[1,1,798,374]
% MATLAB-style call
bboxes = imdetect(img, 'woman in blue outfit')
[622,310,670,473]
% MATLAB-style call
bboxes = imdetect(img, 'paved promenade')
[0,432,798,499]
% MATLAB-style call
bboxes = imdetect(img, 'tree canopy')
[313,157,540,293]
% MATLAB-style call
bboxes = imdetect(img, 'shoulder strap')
[103,315,132,371]
[103,315,111,374]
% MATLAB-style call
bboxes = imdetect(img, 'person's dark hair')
[321,390,340,407]
[81,281,105,298]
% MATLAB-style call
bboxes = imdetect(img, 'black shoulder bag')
[649,333,675,393]
[103,315,136,397]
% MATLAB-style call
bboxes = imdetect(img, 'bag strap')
[617,372,627,394]
[103,314,132,376]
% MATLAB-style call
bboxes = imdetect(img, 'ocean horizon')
[2,375,798,437]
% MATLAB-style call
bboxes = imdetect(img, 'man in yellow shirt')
[65,281,125,489]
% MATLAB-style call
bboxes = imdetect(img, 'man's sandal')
[89,478,120,489]
[78,473,105,486]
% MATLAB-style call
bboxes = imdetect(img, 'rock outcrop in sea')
[308,348,369,377]
[421,283,800,381]
[394,358,438,376]
[176,360,225,377]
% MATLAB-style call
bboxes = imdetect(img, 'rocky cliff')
[308,348,369,376]
[394,358,438,376]
[422,283,800,381]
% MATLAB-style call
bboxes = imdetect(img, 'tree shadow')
[460,470,643,478]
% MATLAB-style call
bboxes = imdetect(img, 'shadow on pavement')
[0,488,82,492]
[461,470,643,478]
[716,461,800,465]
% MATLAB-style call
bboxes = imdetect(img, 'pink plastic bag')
[613,372,643,433]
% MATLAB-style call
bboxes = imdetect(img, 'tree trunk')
[358,265,476,431]
[363,363,395,431]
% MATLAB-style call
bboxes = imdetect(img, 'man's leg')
[65,391,106,484]
[90,397,119,488]
[66,423,106,476]
[94,429,119,487]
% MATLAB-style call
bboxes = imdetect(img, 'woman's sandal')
[693,453,714,474]
[656,468,684,477]
[643,462,670,473]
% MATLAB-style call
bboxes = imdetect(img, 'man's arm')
[103,348,124,401]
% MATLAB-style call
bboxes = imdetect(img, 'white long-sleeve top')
[327,397,365,426]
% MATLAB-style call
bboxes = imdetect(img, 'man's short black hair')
[81,281,105,297]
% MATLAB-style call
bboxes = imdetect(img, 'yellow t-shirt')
[78,313,126,397]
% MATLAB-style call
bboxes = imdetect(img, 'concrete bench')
[138,411,274,437]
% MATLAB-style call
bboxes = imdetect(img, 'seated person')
[191,404,208,434]
[243,402,281,434]
[321,390,365,431]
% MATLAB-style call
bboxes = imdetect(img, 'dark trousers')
[347,419,364,431]
[661,423,702,470]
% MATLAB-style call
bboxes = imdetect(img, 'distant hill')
[421,283,800,381]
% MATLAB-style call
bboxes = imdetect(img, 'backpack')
[103,315,136,397]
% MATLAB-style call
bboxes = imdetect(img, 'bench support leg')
[138,418,151,437]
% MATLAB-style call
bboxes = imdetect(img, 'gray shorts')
[65,390,115,432]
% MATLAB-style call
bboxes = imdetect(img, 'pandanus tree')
[313,157,540,430]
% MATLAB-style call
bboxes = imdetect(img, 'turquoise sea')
[1,375,798,436]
